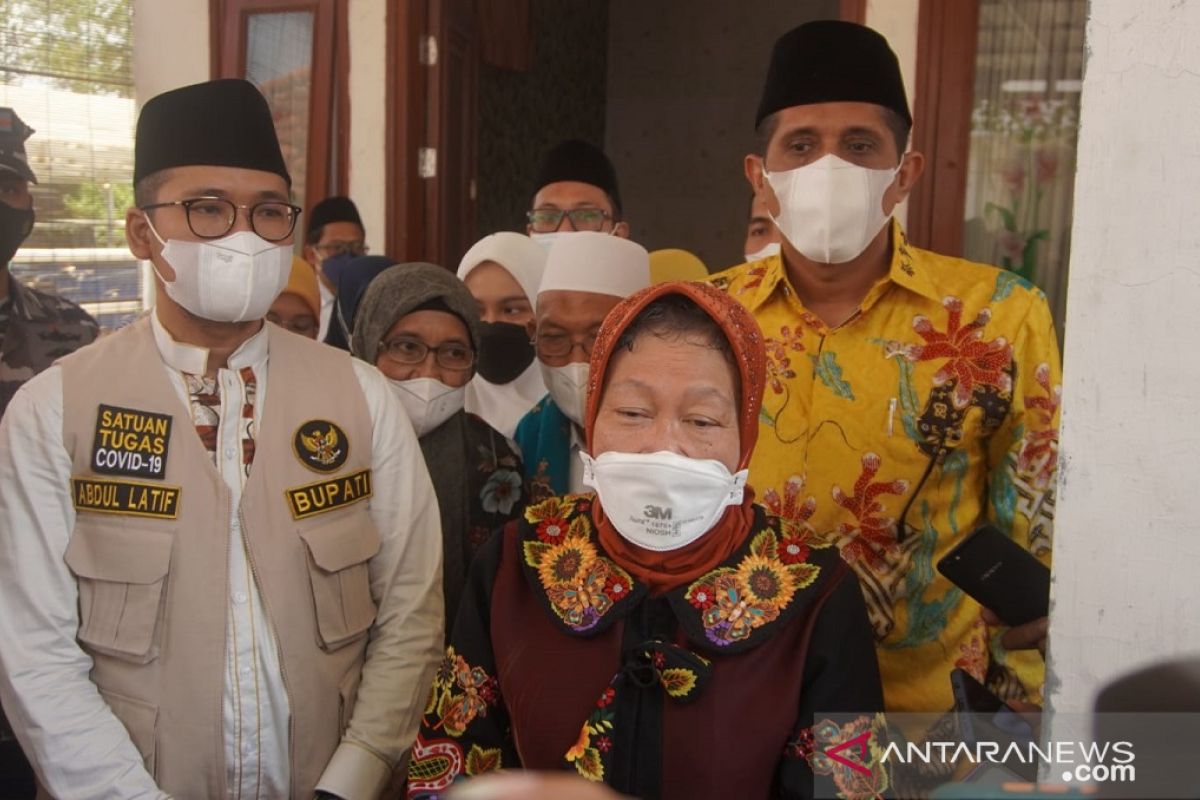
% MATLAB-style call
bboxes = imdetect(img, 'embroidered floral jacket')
[408,494,886,800]
[708,221,1062,714]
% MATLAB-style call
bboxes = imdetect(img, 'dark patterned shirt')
[0,273,99,419]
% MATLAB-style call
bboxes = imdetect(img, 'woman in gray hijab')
[352,263,524,630]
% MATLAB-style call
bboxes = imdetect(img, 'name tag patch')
[72,477,181,520]
[286,469,372,520]
[91,404,172,480]
[294,419,350,473]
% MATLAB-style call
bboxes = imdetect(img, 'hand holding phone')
[936,524,1050,627]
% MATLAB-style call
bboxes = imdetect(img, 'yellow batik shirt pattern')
[709,221,1061,714]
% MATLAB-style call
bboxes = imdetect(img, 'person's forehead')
[749,194,772,219]
[532,181,612,211]
[155,164,290,199]
[536,289,620,324]
[390,308,470,337]
[771,101,892,136]
[317,220,365,243]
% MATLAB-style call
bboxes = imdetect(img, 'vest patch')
[72,476,181,519]
[91,404,172,480]
[286,468,372,520]
[294,419,350,473]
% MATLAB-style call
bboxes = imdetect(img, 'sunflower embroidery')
[523,496,636,633]
[686,528,822,647]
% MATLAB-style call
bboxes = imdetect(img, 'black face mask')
[475,321,536,384]
[0,202,33,266]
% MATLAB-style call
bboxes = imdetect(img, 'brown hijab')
[584,281,767,593]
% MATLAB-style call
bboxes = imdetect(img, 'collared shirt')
[0,310,444,799]
[709,221,1062,714]
[0,272,98,418]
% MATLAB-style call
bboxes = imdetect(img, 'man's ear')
[125,208,156,261]
[302,244,319,268]
[612,220,630,239]
[884,150,926,213]
[745,154,780,218]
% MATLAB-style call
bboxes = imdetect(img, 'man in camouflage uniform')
[0,108,99,420]
[0,107,96,796]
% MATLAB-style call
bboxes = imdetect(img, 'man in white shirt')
[0,78,443,800]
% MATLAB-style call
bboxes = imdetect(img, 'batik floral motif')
[424,646,501,738]
[1017,362,1060,491]
[523,496,635,633]
[764,323,806,395]
[830,453,909,570]
[685,528,821,647]
[955,617,989,684]
[480,468,522,515]
[799,714,892,800]
[897,296,1014,409]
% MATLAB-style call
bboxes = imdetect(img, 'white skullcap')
[457,232,547,303]
[537,232,650,304]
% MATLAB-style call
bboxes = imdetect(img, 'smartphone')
[936,524,1050,626]
[951,668,1039,783]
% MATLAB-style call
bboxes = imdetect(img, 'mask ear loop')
[140,212,174,287]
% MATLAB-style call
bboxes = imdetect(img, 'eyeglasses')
[314,240,369,259]
[526,207,613,233]
[140,197,302,242]
[266,312,318,336]
[378,336,475,370]
[533,332,598,360]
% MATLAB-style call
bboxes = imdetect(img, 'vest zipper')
[237,506,295,793]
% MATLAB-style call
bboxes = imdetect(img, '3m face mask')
[146,221,292,322]
[540,360,590,427]
[765,154,899,264]
[581,450,748,551]
[389,377,466,438]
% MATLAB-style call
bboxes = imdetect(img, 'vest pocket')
[98,688,158,778]
[63,521,173,663]
[298,517,382,651]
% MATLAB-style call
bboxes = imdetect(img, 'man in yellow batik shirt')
[711,21,1061,715]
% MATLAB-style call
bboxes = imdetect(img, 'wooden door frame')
[385,0,428,261]
[209,0,346,217]
[907,0,980,255]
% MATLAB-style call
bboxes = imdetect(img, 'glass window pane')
[245,11,315,229]
[0,0,139,331]
[963,0,1087,331]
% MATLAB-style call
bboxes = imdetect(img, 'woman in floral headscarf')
[407,282,884,800]
[352,263,524,632]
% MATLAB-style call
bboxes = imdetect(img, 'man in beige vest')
[0,79,444,799]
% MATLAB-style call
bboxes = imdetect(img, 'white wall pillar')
[132,0,210,107]
[865,0,919,226]
[346,0,388,256]
[1046,0,1200,717]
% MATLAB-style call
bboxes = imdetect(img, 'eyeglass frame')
[525,206,615,233]
[532,331,599,361]
[313,239,370,259]
[139,196,303,242]
[377,336,477,371]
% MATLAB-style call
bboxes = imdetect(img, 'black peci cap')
[306,196,364,239]
[134,78,290,185]
[531,139,622,216]
[756,20,911,129]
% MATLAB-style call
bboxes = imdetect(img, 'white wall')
[1046,0,1200,717]
[132,0,210,106]
[346,0,388,256]
[865,0,918,227]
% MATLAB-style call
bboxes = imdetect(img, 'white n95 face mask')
[389,377,466,438]
[147,223,292,322]
[581,450,748,552]
[744,241,781,262]
[765,154,899,264]
[540,360,590,426]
